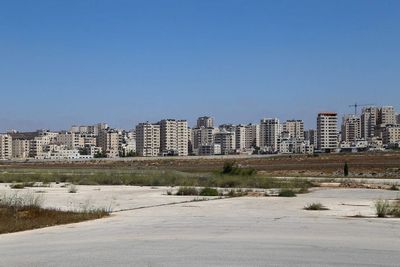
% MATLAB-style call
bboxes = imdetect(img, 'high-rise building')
[397,113,400,125]
[245,124,260,149]
[260,118,280,152]
[56,132,84,149]
[197,116,214,128]
[361,107,379,139]
[378,106,396,126]
[135,122,160,157]
[191,127,216,150]
[317,112,338,152]
[159,119,188,156]
[214,131,235,155]
[235,125,246,151]
[0,134,12,159]
[341,115,361,143]
[97,130,119,158]
[282,120,304,140]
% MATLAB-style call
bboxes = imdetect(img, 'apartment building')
[282,120,304,140]
[136,122,160,157]
[361,107,379,139]
[97,130,119,158]
[56,132,84,149]
[378,106,396,126]
[12,139,30,159]
[0,134,12,159]
[260,118,280,153]
[382,125,400,145]
[214,131,235,155]
[191,127,216,150]
[235,125,246,151]
[245,124,260,149]
[197,116,214,128]
[29,135,52,158]
[341,115,361,143]
[304,129,317,146]
[317,112,338,152]
[159,119,188,156]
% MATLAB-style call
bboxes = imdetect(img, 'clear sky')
[1,0,399,132]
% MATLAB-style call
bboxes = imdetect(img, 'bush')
[388,201,400,217]
[344,162,349,177]
[199,187,219,196]
[375,199,390,217]
[278,189,296,197]
[304,202,329,210]
[10,183,25,189]
[221,161,256,176]
[389,184,399,191]
[176,187,198,196]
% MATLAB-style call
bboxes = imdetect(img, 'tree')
[344,162,349,177]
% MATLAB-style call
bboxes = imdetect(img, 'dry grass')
[0,192,109,234]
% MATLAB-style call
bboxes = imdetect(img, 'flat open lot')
[1,185,400,266]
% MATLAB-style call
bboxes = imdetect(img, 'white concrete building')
[260,118,280,153]
[0,134,12,160]
[235,125,246,152]
[317,112,338,152]
[191,127,216,150]
[56,132,84,149]
[136,122,160,157]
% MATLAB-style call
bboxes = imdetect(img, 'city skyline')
[1,1,400,131]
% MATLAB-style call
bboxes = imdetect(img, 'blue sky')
[1,0,399,131]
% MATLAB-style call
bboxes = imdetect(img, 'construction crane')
[349,103,375,115]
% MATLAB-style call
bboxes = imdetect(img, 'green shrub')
[304,202,329,210]
[10,183,25,189]
[375,199,390,217]
[199,187,219,196]
[278,189,296,197]
[176,187,198,196]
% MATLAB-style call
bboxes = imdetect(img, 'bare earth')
[0,185,400,266]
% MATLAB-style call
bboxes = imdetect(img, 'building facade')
[317,112,338,152]
[260,118,280,153]
[135,123,160,157]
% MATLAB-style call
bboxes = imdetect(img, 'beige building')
[192,127,216,150]
[197,116,214,128]
[245,124,260,149]
[214,131,235,155]
[0,134,12,159]
[97,130,119,158]
[260,118,280,152]
[382,125,400,145]
[12,139,30,159]
[159,119,188,156]
[56,132,84,149]
[317,112,338,152]
[378,106,396,126]
[397,113,400,125]
[235,125,246,151]
[136,122,160,157]
[341,115,361,143]
[361,107,379,139]
[282,120,304,140]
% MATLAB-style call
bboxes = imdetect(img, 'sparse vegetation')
[199,187,219,196]
[304,202,329,210]
[375,199,390,218]
[176,187,199,196]
[221,161,256,176]
[278,189,296,197]
[389,184,399,191]
[0,192,109,234]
